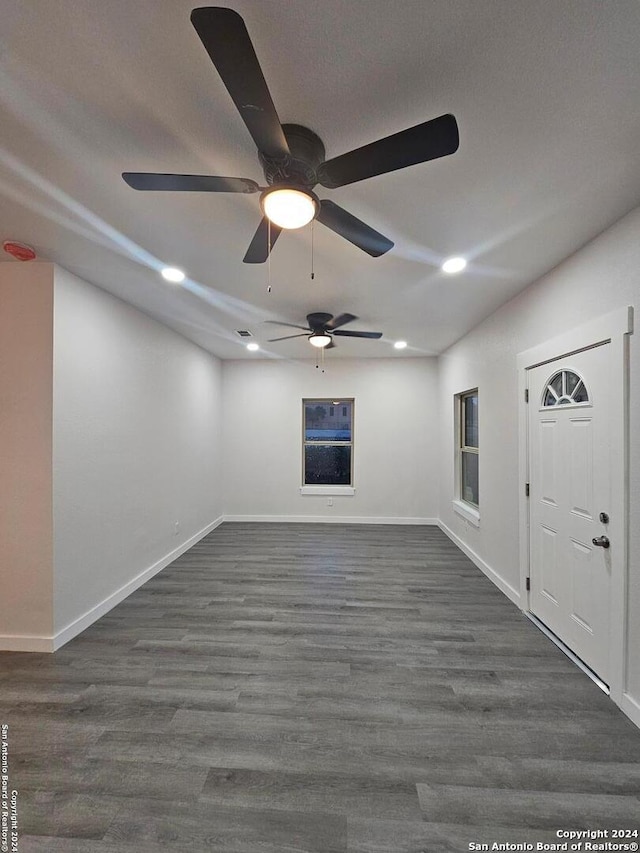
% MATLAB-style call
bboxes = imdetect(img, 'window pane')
[304,401,352,442]
[550,373,563,397]
[463,394,478,448]
[565,371,580,395]
[461,451,479,505]
[304,445,351,485]
[572,381,588,403]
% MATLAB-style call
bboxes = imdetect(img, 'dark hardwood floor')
[2,522,639,852]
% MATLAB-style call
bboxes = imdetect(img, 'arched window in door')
[542,369,589,407]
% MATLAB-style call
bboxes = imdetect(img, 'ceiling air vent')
[236,330,253,337]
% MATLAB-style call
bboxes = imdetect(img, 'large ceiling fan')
[266,312,382,349]
[122,7,459,264]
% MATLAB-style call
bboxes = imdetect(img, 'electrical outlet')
[327,498,333,507]
[174,521,180,535]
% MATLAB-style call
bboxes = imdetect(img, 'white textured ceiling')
[1,0,639,359]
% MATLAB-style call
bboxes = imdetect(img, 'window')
[542,369,589,407]
[458,390,479,507]
[303,399,353,485]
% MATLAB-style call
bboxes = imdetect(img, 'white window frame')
[453,389,480,526]
[300,398,355,496]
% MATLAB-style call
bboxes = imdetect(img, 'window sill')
[453,499,480,527]
[300,486,355,496]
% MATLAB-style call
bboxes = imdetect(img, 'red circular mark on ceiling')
[3,241,37,261]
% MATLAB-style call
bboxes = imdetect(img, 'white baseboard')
[438,519,521,607]
[620,692,640,729]
[51,515,224,650]
[0,635,55,653]
[223,515,438,525]
[0,516,225,654]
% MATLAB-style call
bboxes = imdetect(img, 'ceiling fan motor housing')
[307,312,334,333]
[259,124,326,189]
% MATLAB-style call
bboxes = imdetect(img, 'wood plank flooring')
[1,522,639,852]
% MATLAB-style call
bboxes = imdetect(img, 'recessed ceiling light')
[394,340,408,350]
[246,342,260,352]
[161,266,185,283]
[441,256,467,274]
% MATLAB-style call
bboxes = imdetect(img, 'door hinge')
[525,388,529,403]
[526,577,530,591]
[525,483,530,497]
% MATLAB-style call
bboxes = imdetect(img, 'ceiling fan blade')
[325,312,357,330]
[267,333,309,342]
[333,330,383,339]
[317,113,459,189]
[243,217,282,264]
[326,340,336,350]
[190,7,289,159]
[122,173,260,193]
[264,320,312,331]
[317,200,393,257]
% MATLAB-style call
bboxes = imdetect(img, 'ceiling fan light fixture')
[246,342,260,352]
[394,340,408,350]
[261,187,318,230]
[309,332,332,349]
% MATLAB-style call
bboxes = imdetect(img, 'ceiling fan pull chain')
[311,219,315,281]
[267,219,272,293]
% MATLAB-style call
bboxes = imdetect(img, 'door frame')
[517,306,633,713]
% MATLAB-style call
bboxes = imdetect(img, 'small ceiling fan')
[122,6,459,264]
[266,312,382,349]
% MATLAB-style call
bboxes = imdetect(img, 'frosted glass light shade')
[309,333,332,348]
[262,188,317,229]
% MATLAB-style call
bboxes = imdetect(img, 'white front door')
[528,343,612,682]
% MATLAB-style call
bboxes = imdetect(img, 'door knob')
[592,536,610,549]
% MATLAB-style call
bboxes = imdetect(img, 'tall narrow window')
[303,399,353,485]
[459,390,479,507]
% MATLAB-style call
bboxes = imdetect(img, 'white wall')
[0,263,54,646]
[52,268,224,641]
[437,205,640,714]
[222,357,438,523]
